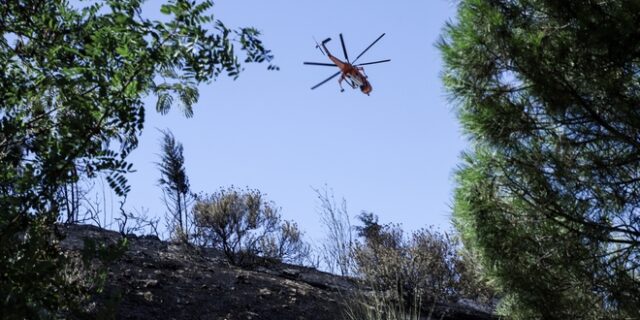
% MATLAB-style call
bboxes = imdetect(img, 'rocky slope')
[60,224,497,320]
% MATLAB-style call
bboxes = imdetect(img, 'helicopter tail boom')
[320,38,332,56]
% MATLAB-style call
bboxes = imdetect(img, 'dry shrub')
[352,213,496,316]
[193,186,309,265]
[314,186,355,276]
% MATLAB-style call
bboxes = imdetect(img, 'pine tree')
[440,0,640,318]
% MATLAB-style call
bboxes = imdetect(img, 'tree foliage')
[157,129,191,241]
[440,0,640,318]
[0,0,274,317]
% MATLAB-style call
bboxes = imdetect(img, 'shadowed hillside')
[61,224,496,320]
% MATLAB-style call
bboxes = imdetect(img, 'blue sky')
[125,0,465,241]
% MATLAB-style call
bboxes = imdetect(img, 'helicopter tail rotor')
[313,37,330,55]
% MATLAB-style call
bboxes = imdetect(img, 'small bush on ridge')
[193,186,309,265]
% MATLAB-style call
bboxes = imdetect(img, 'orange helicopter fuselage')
[322,43,372,95]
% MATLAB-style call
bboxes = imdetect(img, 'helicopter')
[304,33,390,95]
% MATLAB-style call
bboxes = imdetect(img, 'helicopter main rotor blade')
[311,71,341,90]
[356,59,391,66]
[304,62,337,67]
[339,33,350,63]
[352,33,386,64]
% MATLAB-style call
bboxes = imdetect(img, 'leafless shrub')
[58,167,109,226]
[76,174,117,229]
[115,205,161,238]
[314,185,355,276]
[259,220,311,265]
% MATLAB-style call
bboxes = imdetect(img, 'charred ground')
[60,224,496,320]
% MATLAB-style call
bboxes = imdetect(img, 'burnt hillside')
[61,224,496,320]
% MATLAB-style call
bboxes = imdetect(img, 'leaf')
[160,4,172,15]
[156,92,173,115]
[116,46,130,57]
[125,80,138,97]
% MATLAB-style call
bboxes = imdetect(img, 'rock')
[140,279,158,288]
[236,273,250,284]
[140,291,153,302]
[281,268,300,279]
[258,288,271,297]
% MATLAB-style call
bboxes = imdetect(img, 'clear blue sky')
[124,0,465,241]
